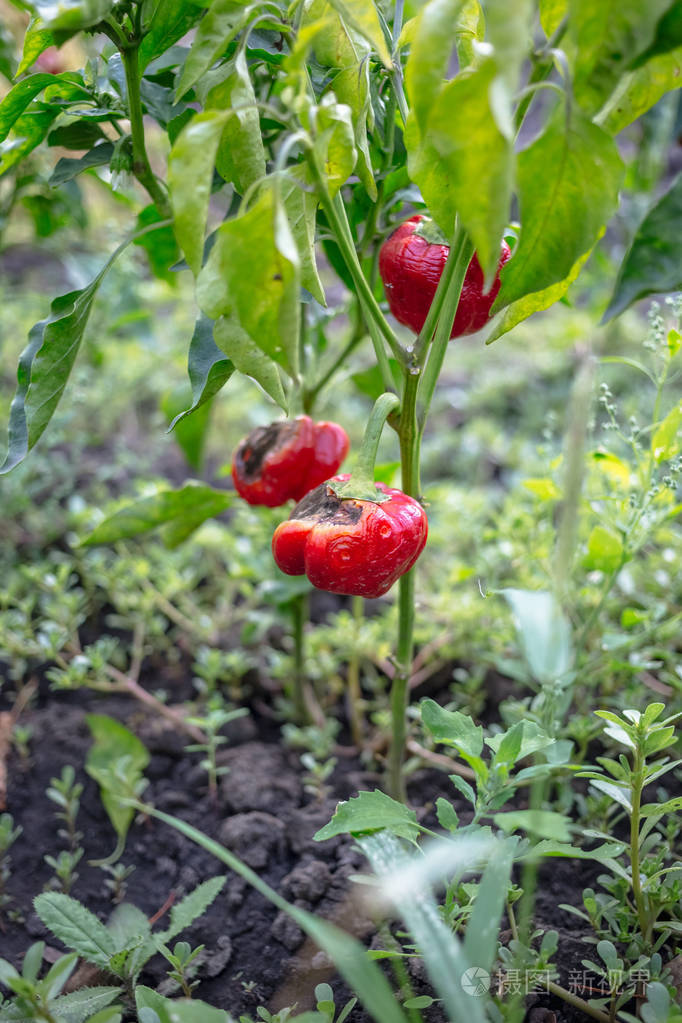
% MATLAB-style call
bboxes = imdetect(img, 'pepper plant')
[2,0,681,799]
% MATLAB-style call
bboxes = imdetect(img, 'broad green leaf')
[488,720,555,766]
[29,0,114,31]
[494,111,623,310]
[138,0,205,70]
[174,0,250,99]
[136,989,230,1023]
[454,0,484,70]
[33,893,117,969]
[16,17,55,75]
[49,141,114,186]
[485,0,533,92]
[406,58,513,280]
[314,95,357,198]
[569,0,672,114]
[632,4,682,65]
[421,698,484,758]
[0,235,131,476]
[493,810,572,841]
[539,0,567,36]
[435,798,459,832]
[137,807,410,1023]
[168,109,230,275]
[205,49,266,195]
[86,714,149,845]
[328,0,392,68]
[277,167,325,305]
[161,386,211,470]
[463,838,515,972]
[404,0,465,133]
[49,987,122,1023]
[604,175,682,321]
[500,588,573,684]
[588,778,633,812]
[82,482,231,547]
[134,204,180,284]
[522,477,561,500]
[0,73,61,140]
[155,876,226,942]
[597,47,682,135]
[168,315,234,431]
[196,186,300,375]
[0,107,57,176]
[360,833,487,1023]
[486,242,597,343]
[314,790,420,842]
[652,402,682,463]
[583,524,624,573]
[213,314,286,409]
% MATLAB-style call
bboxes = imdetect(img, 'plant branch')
[120,46,170,217]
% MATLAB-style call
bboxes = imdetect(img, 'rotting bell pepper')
[271,473,428,598]
[379,214,512,338]
[231,415,349,507]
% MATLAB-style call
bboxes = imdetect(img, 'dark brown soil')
[0,684,617,1023]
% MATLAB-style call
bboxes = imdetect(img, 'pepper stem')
[329,392,400,502]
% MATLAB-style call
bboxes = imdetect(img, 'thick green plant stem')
[387,370,421,801]
[331,392,401,501]
[120,46,170,218]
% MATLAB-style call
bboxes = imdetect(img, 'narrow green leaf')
[485,0,533,92]
[603,175,682,321]
[81,482,231,547]
[0,74,57,142]
[174,0,251,99]
[138,0,205,70]
[314,95,357,199]
[596,46,682,135]
[196,186,300,375]
[493,810,572,841]
[155,876,226,942]
[49,141,114,186]
[168,109,230,275]
[0,235,131,475]
[631,4,682,66]
[16,17,55,76]
[43,952,78,999]
[205,49,266,195]
[213,314,286,410]
[500,588,573,684]
[33,893,117,969]
[494,111,623,311]
[588,778,633,812]
[463,839,515,972]
[168,315,234,431]
[328,0,392,68]
[404,0,465,134]
[406,58,513,280]
[569,0,672,113]
[49,987,122,1023]
[278,167,325,305]
[314,790,420,843]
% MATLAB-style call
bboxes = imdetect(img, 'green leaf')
[488,720,555,766]
[421,698,483,758]
[168,109,231,276]
[43,952,79,999]
[486,242,596,343]
[168,315,234,431]
[213,314,286,410]
[327,0,391,68]
[135,989,230,1023]
[463,838,515,972]
[589,778,633,812]
[136,807,410,1023]
[494,110,623,310]
[406,58,513,281]
[597,46,682,135]
[0,107,58,176]
[351,361,401,401]
[161,387,210,471]
[49,987,121,1023]
[313,790,420,843]
[82,482,231,547]
[16,16,55,76]
[278,167,325,305]
[435,798,459,833]
[197,186,300,376]
[29,0,114,31]
[174,0,250,99]
[583,524,624,573]
[539,0,567,36]
[0,73,66,140]
[404,0,465,135]
[569,0,672,114]
[493,810,572,841]
[155,876,226,943]
[138,0,205,70]
[526,839,626,860]
[500,588,573,684]
[360,833,486,1023]
[0,236,131,475]
[49,141,114,186]
[33,893,117,969]
[484,0,533,93]
[205,49,266,196]
[85,715,149,846]
[603,175,682,321]
[314,95,357,199]
[632,4,682,65]
[134,204,180,284]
